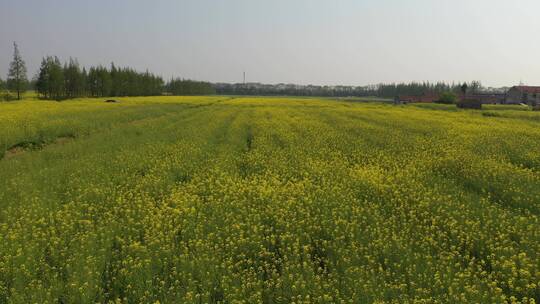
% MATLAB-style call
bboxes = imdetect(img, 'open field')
[0,96,539,303]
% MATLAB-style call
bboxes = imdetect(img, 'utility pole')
[243,71,246,85]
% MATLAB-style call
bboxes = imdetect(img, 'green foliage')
[36,56,65,100]
[436,91,458,104]
[64,58,84,98]
[36,57,164,100]
[35,58,49,98]
[482,111,501,117]
[87,65,111,97]
[1,91,16,101]
[166,78,215,95]
[49,57,65,100]
[7,42,28,100]
[377,81,457,97]
[109,64,163,97]
[469,80,482,94]
[461,82,469,95]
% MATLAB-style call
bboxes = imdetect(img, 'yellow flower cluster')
[0,96,538,303]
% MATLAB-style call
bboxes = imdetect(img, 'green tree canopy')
[64,58,84,99]
[436,91,458,104]
[166,78,215,96]
[7,42,28,100]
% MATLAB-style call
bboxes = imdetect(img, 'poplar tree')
[36,57,51,99]
[167,78,215,95]
[7,42,28,100]
[48,57,65,100]
[35,56,166,99]
[461,83,468,95]
[110,62,119,96]
[64,58,83,98]
[0,77,4,101]
[81,67,88,97]
[87,67,98,97]
[99,67,112,97]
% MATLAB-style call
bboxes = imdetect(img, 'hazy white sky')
[1,0,539,87]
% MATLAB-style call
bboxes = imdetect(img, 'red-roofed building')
[506,86,540,105]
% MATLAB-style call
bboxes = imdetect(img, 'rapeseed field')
[0,96,539,303]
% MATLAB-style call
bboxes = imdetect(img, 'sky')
[1,0,540,87]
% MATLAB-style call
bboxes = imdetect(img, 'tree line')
[214,81,485,98]
[2,42,215,101]
[3,42,490,101]
[214,83,373,97]
[167,78,215,95]
[35,57,165,99]
[34,59,217,100]
[374,81,483,98]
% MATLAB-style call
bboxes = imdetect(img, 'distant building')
[505,86,540,105]
[460,94,505,104]
[395,93,505,105]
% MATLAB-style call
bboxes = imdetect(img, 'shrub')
[482,111,500,117]
[436,92,457,104]
[1,92,16,101]
[457,99,482,109]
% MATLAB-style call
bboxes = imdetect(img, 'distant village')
[214,82,540,107]
[396,86,540,106]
